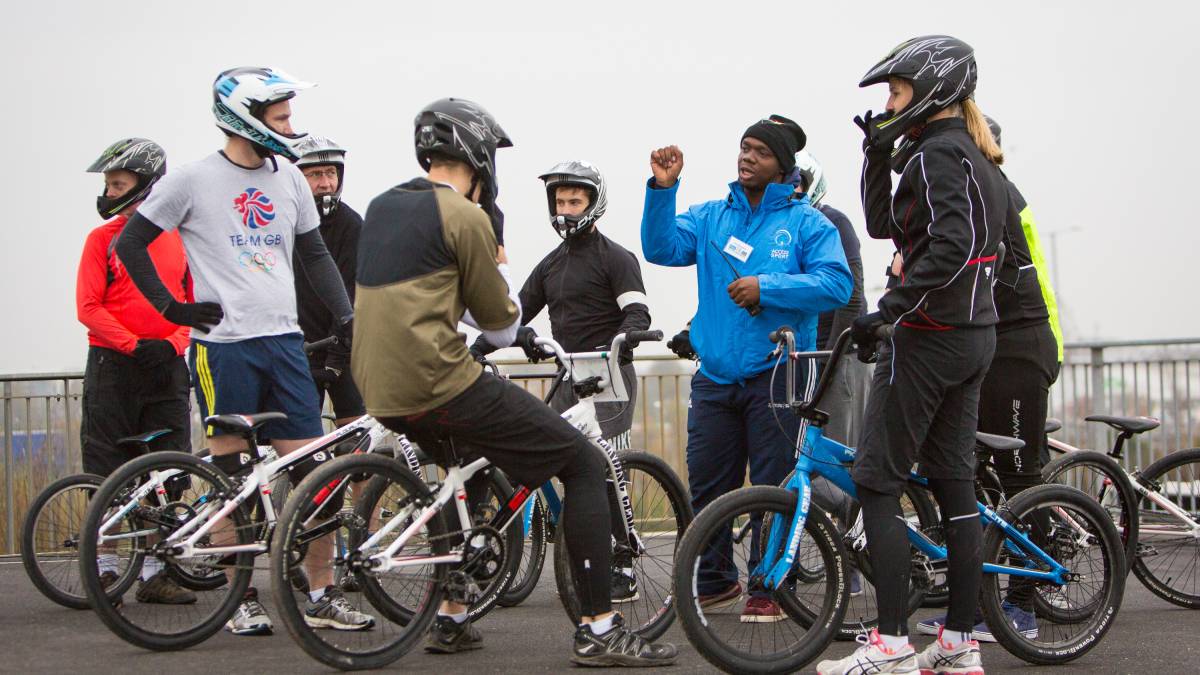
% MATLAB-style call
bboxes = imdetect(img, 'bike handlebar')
[303,336,338,354]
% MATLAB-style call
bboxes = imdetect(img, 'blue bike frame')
[757,414,1073,592]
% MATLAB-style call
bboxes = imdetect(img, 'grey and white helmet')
[792,150,828,207]
[538,160,607,239]
[294,136,347,216]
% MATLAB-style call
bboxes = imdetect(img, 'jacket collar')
[725,181,796,212]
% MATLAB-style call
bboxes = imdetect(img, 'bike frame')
[359,334,645,573]
[96,415,406,559]
[753,329,1078,592]
[1048,437,1200,538]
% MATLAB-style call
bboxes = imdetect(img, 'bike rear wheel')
[78,452,254,651]
[673,486,847,673]
[1042,449,1139,574]
[22,473,142,609]
[979,483,1125,665]
[1131,448,1200,608]
[271,453,447,671]
[553,450,692,640]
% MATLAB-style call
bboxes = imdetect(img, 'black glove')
[666,329,696,360]
[163,300,224,331]
[331,317,353,356]
[477,181,504,246]
[310,367,338,390]
[515,326,543,362]
[851,311,888,364]
[132,339,177,369]
[853,110,894,154]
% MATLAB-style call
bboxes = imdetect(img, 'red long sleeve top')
[75,215,191,355]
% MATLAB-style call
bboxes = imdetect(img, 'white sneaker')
[225,593,273,636]
[816,629,917,675]
[916,626,984,674]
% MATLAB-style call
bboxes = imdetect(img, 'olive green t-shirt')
[352,178,518,416]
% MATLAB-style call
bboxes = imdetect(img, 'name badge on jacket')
[723,236,753,263]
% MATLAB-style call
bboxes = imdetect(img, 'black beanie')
[742,114,807,174]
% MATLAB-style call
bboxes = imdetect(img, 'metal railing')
[4,338,1199,554]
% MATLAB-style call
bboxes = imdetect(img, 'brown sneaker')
[136,571,197,604]
[99,570,123,608]
[740,596,785,623]
[698,582,743,610]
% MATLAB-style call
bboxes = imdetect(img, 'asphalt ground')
[2,556,1196,674]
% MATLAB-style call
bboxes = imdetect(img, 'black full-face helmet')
[86,138,167,218]
[859,35,977,147]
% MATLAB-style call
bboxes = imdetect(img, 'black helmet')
[859,35,977,147]
[414,98,512,200]
[293,136,347,216]
[86,138,167,219]
[985,115,1002,148]
[538,160,607,239]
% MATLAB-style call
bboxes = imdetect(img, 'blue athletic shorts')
[190,333,324,440]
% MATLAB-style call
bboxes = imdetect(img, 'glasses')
[302,167,338,180]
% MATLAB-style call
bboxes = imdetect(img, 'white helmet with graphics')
[212,66,314,161]
[793,149,828,207]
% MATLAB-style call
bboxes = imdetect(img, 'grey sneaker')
[915,627,984,674]
[425,616,484,654]
[304,586,375,631]
[225,590,273,636]
[572,613,677,667]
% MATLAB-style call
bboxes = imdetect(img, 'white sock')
[98,554,119,575]
[942,630,972,648]
[141,557,162,580]
[620,567,634,577]
[585,615,615,634]
[438,609,469,624]
[878,632,909,652]
[309,587,327,603]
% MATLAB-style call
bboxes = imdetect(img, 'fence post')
[1090,347,1108,453]
[4,381,13,554]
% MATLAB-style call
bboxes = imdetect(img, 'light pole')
[1045,227,1082,295]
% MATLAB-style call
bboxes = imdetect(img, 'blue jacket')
[641,179,852,385]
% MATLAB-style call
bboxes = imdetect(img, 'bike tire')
[78,452,254,651]
[462,468,524,621]
[271,453,448,671]
[673,486,847,673]
[1042,449,1139,574]
[552,450,692,640]
[22,473,143,609]
[979,483,1125,665]
[1130,447,1200,608]
[497,493,547,607]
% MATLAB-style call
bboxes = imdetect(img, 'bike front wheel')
[271,453,448,671]
[979,483,1125,665]
[553,450,692,640]
[497,492,547,607]
[1131,447,1200,608]
[673,485,847,673]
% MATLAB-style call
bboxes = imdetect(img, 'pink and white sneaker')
[916,626,984,675]
[816,628,917,675]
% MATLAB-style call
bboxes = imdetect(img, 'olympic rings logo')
[238,250,277,272]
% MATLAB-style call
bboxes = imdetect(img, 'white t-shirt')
[139,152,320,342]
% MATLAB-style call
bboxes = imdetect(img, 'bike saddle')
[1085,414,1160,435]
[115,428,172,451]
[975,431,1025,453]
[205,412,288,436]
[1044,418,1063,435]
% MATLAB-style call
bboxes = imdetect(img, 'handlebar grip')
[769,325,794,344]
[625,330,664,349]
[303,335,338,354]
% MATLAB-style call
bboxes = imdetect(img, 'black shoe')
[572,613,677,667]
[611,569,639,604]
[425,616,483,654]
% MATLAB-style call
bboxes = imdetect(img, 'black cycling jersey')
[815,203,866,349]
[482,227,650,360]
[294,203,362,367]
[992,177,1051,333]
[861,117,1005,329]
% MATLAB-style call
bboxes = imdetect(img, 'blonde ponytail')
[961,99,1004,165]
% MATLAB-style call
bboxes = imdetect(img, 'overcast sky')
[1,0,1196,373]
